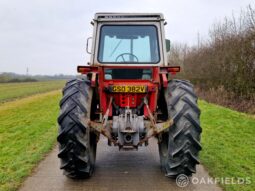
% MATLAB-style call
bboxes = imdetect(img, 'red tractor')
[57,13,202,178]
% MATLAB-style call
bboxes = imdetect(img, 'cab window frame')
[97,24,161,64]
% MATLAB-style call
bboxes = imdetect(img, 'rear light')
[77,66,91,73]
[160,66,181,74]
[77,66,98,74]
[167,67,180,73]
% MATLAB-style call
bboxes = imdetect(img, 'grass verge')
[0,90,61,191]
[0,80,65,103]
[199,100,255,191]
[0,89,254,191]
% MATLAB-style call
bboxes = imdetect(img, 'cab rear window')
[98,25,160,64]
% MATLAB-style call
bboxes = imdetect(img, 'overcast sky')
[0,0,254,75]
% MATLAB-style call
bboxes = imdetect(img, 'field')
[0,80,65,103]
[0,90,60,191]
[0,81,254,191]
[200,100,255,191]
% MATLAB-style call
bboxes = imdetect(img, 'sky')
[0,0,254,75]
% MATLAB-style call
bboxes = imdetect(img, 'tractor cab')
[88,13,168,66]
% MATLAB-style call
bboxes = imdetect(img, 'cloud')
[0,0,254,75]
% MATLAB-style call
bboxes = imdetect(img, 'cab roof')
[94,12,164,22]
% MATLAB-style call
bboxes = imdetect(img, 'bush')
[169,4,255,99]
[7,78,38,83]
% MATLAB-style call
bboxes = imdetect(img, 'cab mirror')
[166,39,171,52]
[86,37,92,54]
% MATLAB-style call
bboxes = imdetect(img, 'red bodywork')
[78,65,180,118]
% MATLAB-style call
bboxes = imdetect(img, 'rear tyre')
[158,79,202,177]
[57,78,97,178]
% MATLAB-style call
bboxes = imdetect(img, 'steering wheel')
[115,53,139,62]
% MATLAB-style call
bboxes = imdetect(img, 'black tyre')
[158,79,202,177]
[57,78,97,178]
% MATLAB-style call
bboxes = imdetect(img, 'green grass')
[0,91,61,191]
[0,80,65,103]
[0,86,254,191]
[199,100,255,191]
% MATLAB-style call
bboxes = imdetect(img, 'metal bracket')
[139,98,173,145]
[91,72,97,87]
[89,97,117,145]
[89,96,173,146]
[161,73,168,88]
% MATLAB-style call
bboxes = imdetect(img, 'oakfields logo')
[176,174,251,187]
[176,174,189,187]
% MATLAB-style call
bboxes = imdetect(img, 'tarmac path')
[19,137,222,191]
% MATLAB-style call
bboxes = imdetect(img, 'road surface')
[19,137,222,191]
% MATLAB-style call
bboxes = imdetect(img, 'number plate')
[111,85,146,93]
